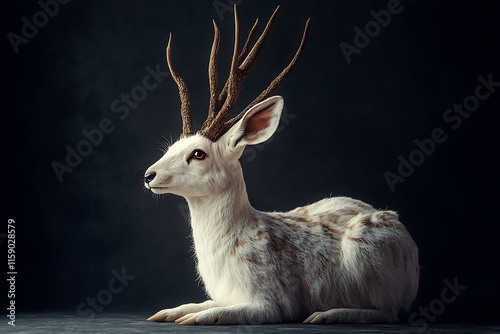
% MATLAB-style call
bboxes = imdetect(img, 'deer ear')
[226,96,284,149]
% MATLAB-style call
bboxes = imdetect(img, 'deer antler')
[200,5,310,141]
[166,33,193,138]
[167,6,309,141]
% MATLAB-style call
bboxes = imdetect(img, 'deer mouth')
[149,186,169,194]
[144,182,169,191]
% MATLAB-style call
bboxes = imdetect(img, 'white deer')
[144,6,419,325]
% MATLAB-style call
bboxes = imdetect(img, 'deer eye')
[190,149,207,161]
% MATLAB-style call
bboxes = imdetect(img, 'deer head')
[144,6,309,198]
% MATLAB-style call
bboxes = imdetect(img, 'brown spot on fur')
[321,224,341,241]
[278,214,343,242]
[257,230,265,238]
[321,211,362,228]
[237,238,244,247]
[230,238,245,256]
[362,218,394,228]
[281,215,322,228]
[296,206,309,215]
[246,252,262,265]
[302,228,313,235]
[328,213,351,226]
[267,232,286,253]
[348,236,367,244]
[338,209,359,216]
[320,213,338,223]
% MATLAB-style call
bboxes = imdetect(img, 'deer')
[144,5,419,325]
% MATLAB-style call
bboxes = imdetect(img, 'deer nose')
[144,172,156,183]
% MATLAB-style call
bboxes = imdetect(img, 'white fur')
[145,96,419,325]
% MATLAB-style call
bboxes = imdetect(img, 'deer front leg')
[174,303,277,325]
[147,300,219,322]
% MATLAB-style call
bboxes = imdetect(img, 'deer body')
[144,6,419,325]
[186,177,419,324]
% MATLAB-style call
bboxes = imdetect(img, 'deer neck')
[185,163,254,244]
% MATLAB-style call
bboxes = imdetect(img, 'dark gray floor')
[4,313,499,334]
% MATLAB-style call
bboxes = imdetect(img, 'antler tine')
[230,5,241,82]
[166,33,193,137]
[224,18,311,130]
[238,5,280,72]
[220,5,241,117]
[238,18,260,71]
[217,17,259,108]
[202,20,221,130]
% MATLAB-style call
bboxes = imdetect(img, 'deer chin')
[149,186,170,195]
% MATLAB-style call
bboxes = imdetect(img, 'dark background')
[2,0,499,324]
